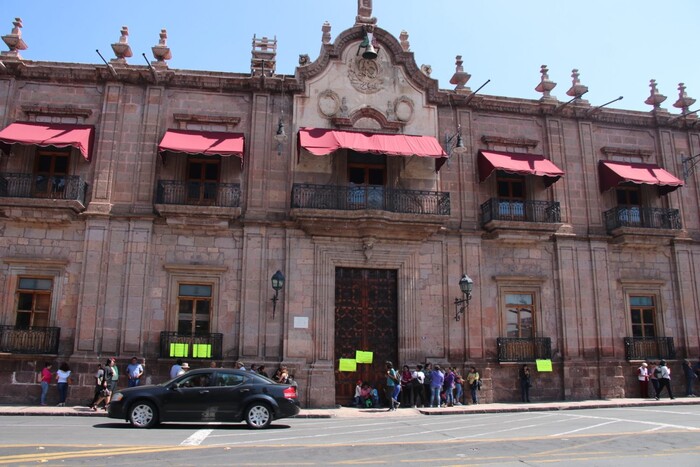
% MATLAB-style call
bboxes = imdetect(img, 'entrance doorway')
[334,267,398,406]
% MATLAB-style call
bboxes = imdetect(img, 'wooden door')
[335,268,398,406]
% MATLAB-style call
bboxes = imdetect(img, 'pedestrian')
[89,363,106,409]
[654,360,674,400]
[443,367,455,407]
[429,364,444,408]
[454,368,464,405]
[649,361,660,397]
[169,359,183,379]
[353,379,363,407]
[257,365,268,378]
[38,362,52,406]
[411,364,426,407]
[126,357,144,387]
[636,362,649,398]
[234,361,246,371]
[105,358,119,397]
[385,361,401,411]
[177,362,190,376]
[519,364,531,402]
[467,366,480,405]
[400,365,413,407]
[682,359,697,397]
[55,362,72,407]
[423,363,433,407]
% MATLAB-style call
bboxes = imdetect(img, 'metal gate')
[334,268,398,406]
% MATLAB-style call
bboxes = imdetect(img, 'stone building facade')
[0,7,698,407]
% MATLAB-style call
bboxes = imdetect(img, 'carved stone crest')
[318,90,341,117]
[347,55,384,94]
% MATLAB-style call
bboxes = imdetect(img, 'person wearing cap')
[637,362,649,398]
[177,362,190,376]
[654,360,674,400]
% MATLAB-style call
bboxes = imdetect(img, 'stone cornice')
[21,104,92,119]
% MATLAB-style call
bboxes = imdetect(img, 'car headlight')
[110,392,124,402]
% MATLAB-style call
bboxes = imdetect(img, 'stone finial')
[251,34,277,77]
[151,28,172,68]
[299,54,310,66]
[535,64,557,101]
[1,17,28,59]
[399,30,410,52]
[673,82,696,114]
[355,0,377,26]
[420,64,432,77]
[644,79,667,110]
[449,55,471,91]
[321,21,331,45]
[566,68,588,98]
[111,26,133,63]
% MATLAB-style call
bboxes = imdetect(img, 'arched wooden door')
[335,268,398,406]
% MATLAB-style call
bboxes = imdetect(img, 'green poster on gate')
[355,350,373,364]
[338,358,357,372]
[536,359,553,372]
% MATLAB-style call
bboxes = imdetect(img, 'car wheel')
[245,403,272,429]
[129,401,158,428]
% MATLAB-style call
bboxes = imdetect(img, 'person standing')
[55,362,72,407]
[126,357,144,387]
[467,366,480,405]
[39,362,52,406]
[636,362,649,398]
[655,360,674,400]
[411,364,426,408]
[170,359,183,379]
[454,368,464,406]
[649,361,660,397]
[429,365,444,408]
[682,359,697,397]
[443,367,455,407]
[519,364,532,402]
[385,361,401,411]
[400,365,413,407]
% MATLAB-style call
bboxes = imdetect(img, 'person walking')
[170,359,183,379]
[636,362,649,398]
[443,367,455,407]
[649,361,660,397]
[519,364,532,402]
[429,365,444,408]
[89,363,107,410]
[126,357,144,387]
[682,359,697,397]
[655,360,674,400]
[385,361,401,411]
[38,362,52,406]
[55,362,72,407]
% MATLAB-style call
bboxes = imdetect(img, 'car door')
[161,371,215,421]
[206,371,249,421]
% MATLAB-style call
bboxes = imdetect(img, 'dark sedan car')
[107,368,300,429]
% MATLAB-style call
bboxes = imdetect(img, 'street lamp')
[453,274,473,321]
[270,270,285,318]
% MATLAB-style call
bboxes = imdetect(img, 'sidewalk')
[2,397,699,419]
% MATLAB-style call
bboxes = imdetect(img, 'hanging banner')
[338,359,357,372]
[355,350,374,364]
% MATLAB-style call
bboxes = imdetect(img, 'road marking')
[181,429,214,446]
[549,420,619,436]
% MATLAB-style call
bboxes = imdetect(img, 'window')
[15,277,53,328]
[505,293,534,338]
[177,284,212,335]
[497,172,525,219]
[347,152,386,208]
[630,295,656,338]
[187,158,220,204]
[34,150,70,197]
[216,373,245,387]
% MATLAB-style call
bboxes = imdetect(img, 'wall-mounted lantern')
[454,274,473,321]
[270,270,285,318]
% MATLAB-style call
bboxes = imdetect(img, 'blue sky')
[3,0,698,113]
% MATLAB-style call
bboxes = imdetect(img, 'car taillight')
[283,387,297,399]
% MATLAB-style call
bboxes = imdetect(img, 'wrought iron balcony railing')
[624,337,676,361]
[159,331,223,360]
[497,337,552,362]
[291,183,450,215]
[481,198,561,224]
[604,206,681,231]
[0,326,60,354]
[0,173,87,205]
[155,180,241,208]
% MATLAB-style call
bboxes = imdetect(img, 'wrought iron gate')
[334,268,398,406]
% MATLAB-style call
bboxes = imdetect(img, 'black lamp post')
[270,270,285,318]
[453,274,473,321]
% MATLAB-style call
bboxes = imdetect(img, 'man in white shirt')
[170,359,183,379]
[636,362,649,398]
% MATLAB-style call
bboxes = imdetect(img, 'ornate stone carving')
[394,96,414,122]
[1,17,27,59]
[449,55,471,91]
[111,26,133,63]
[399,30,410,52]
[673,82,696,115]
[151,29,172,68]
[322,22,332,45]
[535,64,557,101]
[644,79,667,111]
[420,64,432,77]
[318,90,341,117]
[347,55,384,94]
[355,0,377,26]
[299,54,310,66]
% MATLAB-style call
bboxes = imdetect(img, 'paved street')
[0,401,699,465]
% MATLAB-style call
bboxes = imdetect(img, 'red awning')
[298,128,448,171]
[478,150,564,187]
[0,122,95,161]
[598,160,683,194]
[158,129,245,158]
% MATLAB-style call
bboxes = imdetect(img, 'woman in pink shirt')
[39,362,52,406]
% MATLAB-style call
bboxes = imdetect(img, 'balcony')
[624,337,676,361]
[497,337,552,362]
[0,173,88,219]
[159,332,223,360]
[290,183,451,240]
[0,326,60,354]
[604,206,683,245]
[154,180,242,228]
[481,199,568,241]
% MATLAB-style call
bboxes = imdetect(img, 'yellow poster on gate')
[536,359,553,372]
[355,350,373,364]
[338,359,357,372]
